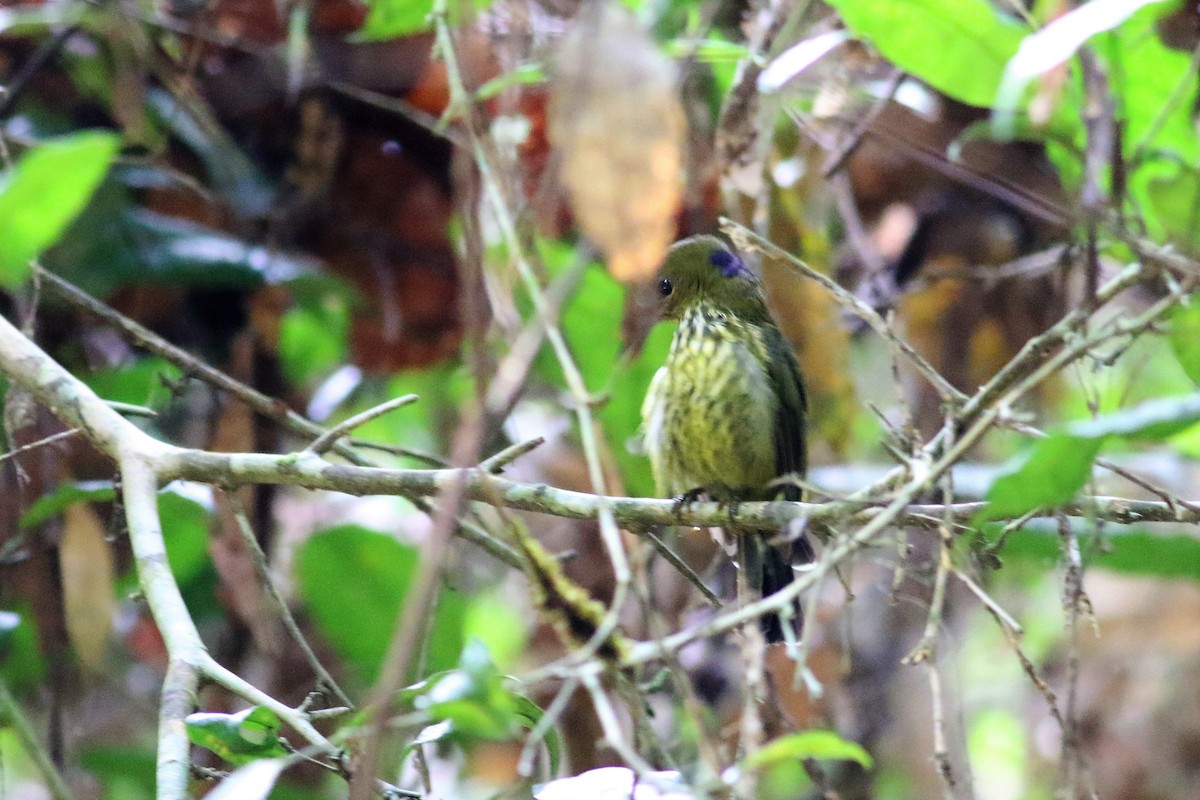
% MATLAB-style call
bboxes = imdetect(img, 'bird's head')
[654,235,770,322]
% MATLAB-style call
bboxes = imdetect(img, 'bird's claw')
[672,487,707,522]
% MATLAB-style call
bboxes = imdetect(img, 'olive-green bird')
[641,235,811,643]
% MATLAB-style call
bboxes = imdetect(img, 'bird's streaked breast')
[643,302,778,498]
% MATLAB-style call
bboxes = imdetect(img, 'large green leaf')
[295,525,468,685]
[0,130,119,287]
[979,393,1200,522]
[989,522,1200,582]
[826,0,1027,108]
[977,435,1103,524]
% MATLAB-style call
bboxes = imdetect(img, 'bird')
[641,234,811,643]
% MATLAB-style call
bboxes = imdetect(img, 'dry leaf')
[61,503,116,670]
[549,5,685,283]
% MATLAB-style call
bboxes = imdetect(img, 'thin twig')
[723,219,967,404]
[480,436,545,474]
[224,492,354,708]
[0,428,80,465]
[305,395,419,456]
[822,68,905,178]
[0,677,77,800]
[35,266,375,467]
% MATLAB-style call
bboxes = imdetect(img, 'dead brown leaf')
[548,4,686,283]
[61,503,116,670]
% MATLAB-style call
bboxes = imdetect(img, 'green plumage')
[641,235,810,643]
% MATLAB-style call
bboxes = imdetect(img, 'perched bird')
[641,235,811,643]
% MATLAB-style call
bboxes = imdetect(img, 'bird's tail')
[744,535,812,644]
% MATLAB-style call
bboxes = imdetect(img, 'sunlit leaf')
[0,130,120,287]
[535,768,690,800]
[358,0,433,39]
[82,357,183,408]
[757,31,850,93]
[206,757,288,800]
[996,0,1167,121]
[1065,393,1200,442]
[743,730,874,770]
[186,707,289,766]
[0,603,47,690]
[826,0,1027,108]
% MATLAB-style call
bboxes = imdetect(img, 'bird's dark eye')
[659,278,673,297]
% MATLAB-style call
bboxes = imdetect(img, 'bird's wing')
[764,328,807,502]
[640,365,669,491]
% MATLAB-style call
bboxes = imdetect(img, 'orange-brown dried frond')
[548,4,686,284]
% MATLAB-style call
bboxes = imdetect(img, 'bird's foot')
[672,487,707,522]
[723,498,742,525]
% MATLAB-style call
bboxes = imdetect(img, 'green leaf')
[207,757,288,800]
[1170,302,1200,387]
[0,610,19,651]
[987,521,1200,582]
[979,393,1200,523]
[295,525,467,684]
[401,642,555,767]
[415,640,517,740]
[0,130,120,287]
[462,593,528,669]
[476,63,546,101]
[279,298,350,387]
[20,481,115,529]
[536,247,670,497]
[0,602,47,689]
[157,491,217,589]
[358,0,434,39]
[826,0,1027,107]
[513,694,561,777]
[82,357,183,408]
[743,730,873,771]
[996,0,1167,119]
[79,745,157,800]
[186,707,289,765]
[663,37,753,64]
[976,435,1103,523]
[1065,393,1200,441]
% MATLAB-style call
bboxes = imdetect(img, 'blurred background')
[3,0,1200,798]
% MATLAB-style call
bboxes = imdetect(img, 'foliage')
[3,0,1200,799]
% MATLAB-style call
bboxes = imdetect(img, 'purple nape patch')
[708,249,747,278]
